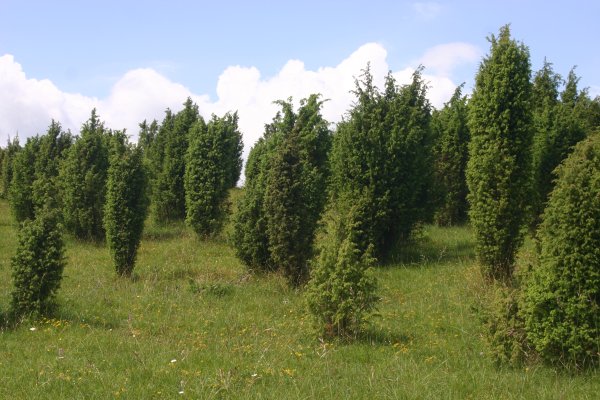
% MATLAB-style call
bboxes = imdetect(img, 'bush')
[522,134,600,368]
[478,282,533,365]
[104,133,149,277]
[11,210,66,316]
[306,197,379,339]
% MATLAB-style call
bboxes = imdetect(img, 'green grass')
[0,199,598,399]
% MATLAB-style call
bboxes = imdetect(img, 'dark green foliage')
[432,84,470,226]
[153,98,199,223]
[11,209,66,316]
[530,61,562,228]
[329,67,432,260]
[531,66,587,229]
[59,110,111,241]
[466,25,533,281]
[8,121,73,224]
[306,198,379,339]
[523,134,600,368]
[184,117,230,237]
[9,136,40,223]
[264,96,332,285]
[138,119,159,154]
[104,132,149,277]
[232,132,280,271]
[221,112,244,188]
[32,121,73,215]
[233,97,331,281]
[1,137,21,199]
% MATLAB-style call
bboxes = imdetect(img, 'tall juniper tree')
[104,132,149,277]
[1,136,21,200]
[432,84,470,226]
[466,25,533,281]
[59,109,111,241]
[264,95,332,285]
[184,116,231,237]
[9,136,40,223]
[233,96,331,281]
[328,67,432,260]
[153,98,198,223]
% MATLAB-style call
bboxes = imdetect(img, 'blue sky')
[1,0,599,151]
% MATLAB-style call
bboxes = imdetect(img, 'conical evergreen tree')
[184,116,231,237]
[32,121,73,214]
[153,98,198,223]
[264,95,332,285]
[104,132,149,277]
[232,107,290,271]
[59,109,111,241]
[432,84,470,226]
[466,25,533,281]
[1,136,21,199]
[9,136,40,223]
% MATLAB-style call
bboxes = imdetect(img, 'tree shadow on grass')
[383,227,475,268]
[356,326,414,346]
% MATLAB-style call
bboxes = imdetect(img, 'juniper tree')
[9,136,40,223]
[231,130,281,271]
[466,25,533,281]
[146,111,172,202]
[232,100,300,272]
[59,109,111,241]
[221,112,243,188]
[522,134,600,368]
[329,67,432,260]
[153,98,198,222]
[104,132,149,277]
[1,136,21,199]
[530,61,562,228]
[184,116,232,237]
[32,121,73,214]
[306,196,379,339]
[11,209,66,316]
[264,96,332,285]
[432,84,470,226]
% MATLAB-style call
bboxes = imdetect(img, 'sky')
[1,0,599,160]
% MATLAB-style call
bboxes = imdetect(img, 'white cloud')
[417,42,481,76]
[0,41,477,163]
[412,2,442,20]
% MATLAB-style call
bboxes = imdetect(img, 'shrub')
[306,196,379,339]
[11,210,66,316]
[522,133,600,368]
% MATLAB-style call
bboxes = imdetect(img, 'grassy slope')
[0,198,598,399]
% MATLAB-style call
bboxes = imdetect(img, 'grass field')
[0,197,598,399]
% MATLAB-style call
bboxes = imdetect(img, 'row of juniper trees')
[1,26,598,368]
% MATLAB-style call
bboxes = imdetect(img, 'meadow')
[0,196,598,399]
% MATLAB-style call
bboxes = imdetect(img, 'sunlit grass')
[0,199,598,399]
